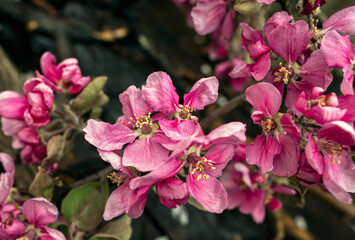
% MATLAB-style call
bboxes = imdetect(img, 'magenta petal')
[190,0,227,35]
[264,11,293,40]
[204,144,234,177]
[257,0,276,3]
[18,128,40,145]
[83,119,137,151]
[240,22,265,50]
[22,197,58,228]
[233,162,253,188]
[308,105,347,124]
[227,188,246,209]
[270,134,299,177]
[40,52,61,82]
[40,227,66,240]
[239,190,263,214]
[318,121,355,146]
[142,71,179,112]
[268,21,310,64]
[103,181,132,221]
[323,175,353,204]
[0,96,28,119]
[129,158,184,189]
[245,82,282,117]
[296,152,321,186]
[207,122,246,145]
[246,134,281,173]
[119,85,152,120]
[305,135,324,174]
[321,30,354,69]
[297,49,333,89]
[156,178,189,208]
[126,186,150,218]
[338,95,355,122]
[280,114,301,141]
[323,6,355,35]
[251,52,271,81]
[267,197,282,211]
[184,76,219,110]
[187,174,228,213]
[122,137,169,172]
[341,67,354,96]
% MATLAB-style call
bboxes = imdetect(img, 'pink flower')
[22,197,65,240]
[0,204,25,238]
[245,83,300,176]
[304,121,355,203]
[84,85,169,172]
[220,162,295,223]
[321,6,355,35]
[0,153,15,206]
[39,52,90,94]
[142,71,218,121]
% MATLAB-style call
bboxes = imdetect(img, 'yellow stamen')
[191,157,216,181]
[274,66,291,84]
[107,172,128,186]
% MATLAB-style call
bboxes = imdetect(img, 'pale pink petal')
[220,9,236,41]
[187,174,228,213]
[40,227,66,240]
[23,197,58,228]
[83,119,137,151]
[184,76,219,110]
[103,181,132,221]
[156,178,189,208]
[323,176,353,204]
[323,152,355,193]
[229,61,252,79]
[119,86,152,120]
[246,134,281,173]
[142,71,179,112]
[207,122,246,145]
[239,189,265,223]
[257,0,276,4]
[245,82,282,116]
[318,121,355,146]
[190,0,227,35]
[0,152,15,176]
[322,6,355,35]
[233,162,253,188]
[158,118,201,141]
[270,185,296,195]
[129,158,185,189]
[122,137,169,172]
[1,118,26,137]
[308,105,347,124]
[268,21,310,64]
[97,149,123,171]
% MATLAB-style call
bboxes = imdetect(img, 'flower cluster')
[84,71,246,219]
[0,52,90,165]
[0,153,65,239]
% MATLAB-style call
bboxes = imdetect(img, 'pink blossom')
[0,204,25,238]
[304,121,355,203]
[22,197,65,240]
[245,83,300,176]
[84,85,170,172]
[322,6,355,35]
[40,52,90,94]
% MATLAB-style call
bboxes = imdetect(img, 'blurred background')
[0,0,354,239]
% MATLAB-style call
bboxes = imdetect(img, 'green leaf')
[61,180,109,232]
[70,76,108,115]
[90,215,132,240]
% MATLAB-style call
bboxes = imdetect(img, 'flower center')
[261,117,277,133]
[107,172,128,186]
[178,104,195,120]
[318,140,342,164]
[188,154,215,181]
[128,113,153,134]
[274,65,292,84]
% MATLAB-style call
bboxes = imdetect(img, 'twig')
[200,93,245,129]
[309,186,355,219]
[69,166,114,188]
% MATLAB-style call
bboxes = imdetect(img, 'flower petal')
[22,197,58,228]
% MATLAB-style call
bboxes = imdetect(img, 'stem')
[200,93,245,129]
[69,166,113,188]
